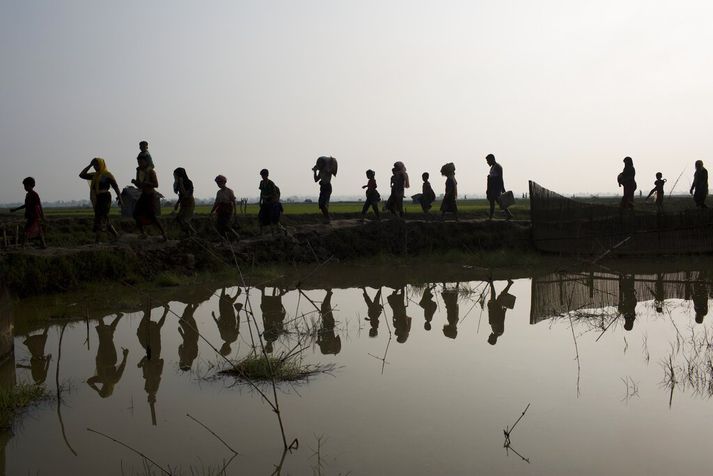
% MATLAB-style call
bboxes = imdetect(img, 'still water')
[3,269,713,475]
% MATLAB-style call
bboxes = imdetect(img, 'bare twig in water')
[87,427,170,475]
[56,322,78,457]
[502,404,532,464]
[620,376,640,404]
[187,413,239,455]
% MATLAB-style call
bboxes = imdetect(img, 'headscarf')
[394,161,410,188]
[88,158,115,204]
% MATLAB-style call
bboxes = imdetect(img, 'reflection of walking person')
[419,285,437,331]
[387,288,412,343]
[618,274,637,331]
[617,156,636,210]
[486,154,513,220]
[213,287,241,356]
[442,285,459,339]
[137,304,168,426]
[362,287,383,337]
[487,279,515,345]
[261,287,286,353]
[318,290,341,354]
[87,313,128,398]
[178,303,199,370]
[17,326,51,384]
[690,160,708,208]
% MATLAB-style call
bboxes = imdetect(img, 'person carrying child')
[440,162,458,221]
[646,172,666,212]
[211,175,239,240]
[10,177,46,248]
[132,153,167,240]
[386,161,409,218]
[360,169,380,222]
[258,169,285,234]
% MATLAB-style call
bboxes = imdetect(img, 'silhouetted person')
[212,287,241,356]
[137,140,154,167]
[487,280,515,345]
[442,285,460,339]
[360,169,381,222]
[440,163,458,221]
[261,287,286,354]
[87,313,128,398]
[313,156,337,223]
[388,288,412,343]
[79,158,123,242]
[486,154,513,220]
[258,169,285,235]
[690,160,708,208]
[419,285,437,331]
[362,287,383,337]
[178,303,199,371]
[132,153,167,240]
[692,272,708,324]
[386,162,409,218]
[618,274,637,331]
[421,172,437,214]
[10,177,46,248]
[16,326,51,384]
[617,156,636,209]
[173,167,196,237]
[211,175,240,239]
[318,290,341,354]
[649,273,665,313]
[646,172,666,213]
[137,304,168,426]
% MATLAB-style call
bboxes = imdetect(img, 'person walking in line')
[486,154,513,220]
[211,175,240,240]
[419,172,436,215]
[386,162,409,218]
[690,160,708,208]
[10,177,46,248]
[360,169,380,222]
[132,153,167,240]
[646,172,666,213]
[617,156,637,209]
[79,158,122,242]
[258,169,285,234]
[440,163,458,221]
[173,168,196,237]
[313,156,337,224]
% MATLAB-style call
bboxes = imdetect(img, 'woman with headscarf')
[617,156,636,209]
[173,167,196,236]
[79,158,123,242]
[387,161,409,218]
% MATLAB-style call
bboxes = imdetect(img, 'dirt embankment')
[0,217,532,296]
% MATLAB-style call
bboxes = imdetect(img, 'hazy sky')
[2,0,713,203]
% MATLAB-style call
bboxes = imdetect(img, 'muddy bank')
[0,218,532,296]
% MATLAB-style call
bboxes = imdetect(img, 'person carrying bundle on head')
[79,158,123,243]
[440,162,458,221]
[312,156,337,224]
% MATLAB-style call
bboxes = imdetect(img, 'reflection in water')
[618,274,637,331]
[318,290,341,355]
[442,284,459,339]
[261,287,286,354]
[692,271,708,324]
[137,304,168,426]
[388,288,412,344]
[362,287,383,337]
[488,280,515,345]
[178,304,199,371]
[419,285,437,331]
[87,313,128,398]
[16,326,51,384]
[212,287,241,356]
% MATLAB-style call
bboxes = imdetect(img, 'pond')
[2,266,713,475]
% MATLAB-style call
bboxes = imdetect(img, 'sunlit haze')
[2,0,712,203]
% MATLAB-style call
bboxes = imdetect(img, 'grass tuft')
[220,354,334,382]
[0,383,48,429]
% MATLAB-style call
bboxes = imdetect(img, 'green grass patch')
[221,354,335,382]
[0,383,48,429]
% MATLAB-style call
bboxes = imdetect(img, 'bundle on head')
[393,161,409,188]
[315,156,338,176]
[440,162,456,176]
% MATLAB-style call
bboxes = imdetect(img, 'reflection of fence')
[530,271,706,324]
[529,181,713,255]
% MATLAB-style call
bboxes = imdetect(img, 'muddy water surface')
[4,269,713,475]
